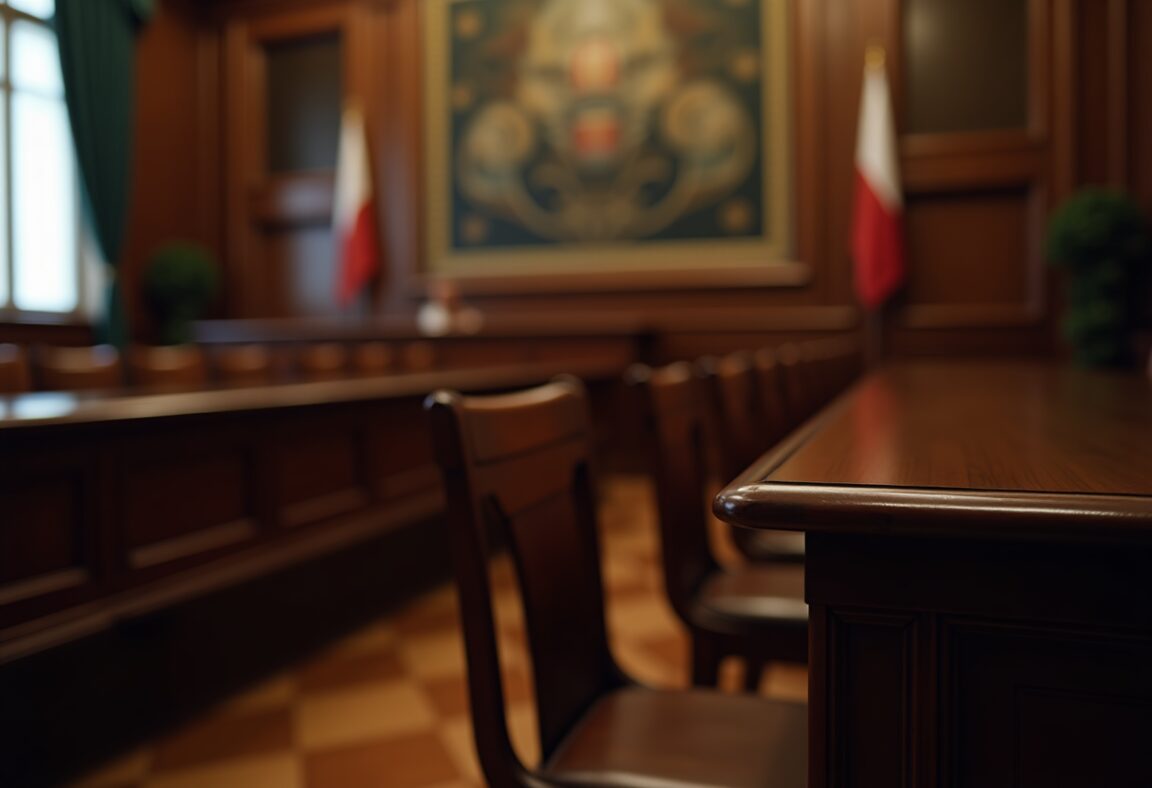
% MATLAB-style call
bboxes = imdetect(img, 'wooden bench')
[0,359,627,664]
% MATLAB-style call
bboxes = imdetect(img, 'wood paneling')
[0,446,98,630]
[120,440,257,568]
[362,399,438,500]
[126,0,222,340]
[0,358,626,663]
[904,0,1029,135]
[902,188,1041,328]
[827,612,917,788]
[268,418,369,529]
[801,533,1152,788]
[1129,1,1152,216]
[949,622,1152,788]
[1065,0,1129,189]
[120,0,1152,357]
[0,479,86,593]
[221,2,359,318]
[888,0,1052,353]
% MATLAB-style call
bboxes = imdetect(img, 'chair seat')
[546,686,806,788]
[697,564,807,624]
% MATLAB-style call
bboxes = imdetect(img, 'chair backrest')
[402,340,436,371]
[127,345,208,389]
[212,344,275,386]
[628,362,720,620]
[34,345,123,392]
[351,341,395,376]
[295,342,349,381]
[818,334,864,400]
[697,351,769,482]
[775,343,811,424]
[0,344,31,393]
[794,336,863,412]
[425,378,625,784]
[752,346,793,446]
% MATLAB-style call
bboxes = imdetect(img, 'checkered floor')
[67,475,808,788]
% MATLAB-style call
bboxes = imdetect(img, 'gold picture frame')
[422,0,804,291]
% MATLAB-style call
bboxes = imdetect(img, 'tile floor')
[68,475,807,788]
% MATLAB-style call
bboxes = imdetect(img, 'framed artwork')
[422,0,801,288]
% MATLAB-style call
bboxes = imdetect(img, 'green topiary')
[144,242,220,346]
[1046,189,1151,367]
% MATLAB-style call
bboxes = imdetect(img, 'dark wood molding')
[128,520,258,570]
[0,491,443,665]
[902,129,1042,158]
[899,303,1044,330]
[281,489,369,529]
[1051,0,1077,200]
[419,263,813,298]
[902,148,1046,192]
[0,570,88,608]
[1107,0,1130,186]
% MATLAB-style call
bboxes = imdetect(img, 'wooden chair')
[751,347,793,447]
[696,352,767,481]
[775,343,814,424]
[351,341,395,376]
[127,345,208,390]
[698,352,807,565]
[790,336,864,415]
[0,344,31,393]
[34,345,123,392]
[211,344,275,387]
[819,334,864,399]
[631,362,808,692]
[295,342,349,381]
[426,377,806,788]
[401,340,436,372]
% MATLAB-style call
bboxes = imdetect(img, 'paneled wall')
[119,0,1152,356]
[891,0,1051,355]
[124,0,222,340]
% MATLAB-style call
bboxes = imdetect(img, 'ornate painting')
[423,0,799,285]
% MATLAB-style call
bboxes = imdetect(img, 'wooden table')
[715,361,1152,788]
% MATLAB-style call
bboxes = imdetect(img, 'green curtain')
[55,0,153,347]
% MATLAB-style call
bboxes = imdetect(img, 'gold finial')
[865,44,886,70]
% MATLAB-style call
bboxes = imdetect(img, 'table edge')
[715,481,1152,543]
[712,369,1152,544]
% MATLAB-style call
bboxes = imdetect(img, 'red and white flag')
[851,49,904,310]
[333,102,380,306]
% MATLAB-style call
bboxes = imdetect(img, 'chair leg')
[691,637,723,687]
[743,657,766,693]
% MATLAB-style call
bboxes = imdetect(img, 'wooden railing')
[0,359,627,664]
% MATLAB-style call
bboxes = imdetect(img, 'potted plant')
[143,242,220,346]
[1046,189,1151,367]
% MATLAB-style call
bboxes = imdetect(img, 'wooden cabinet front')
[808,532,1152,788]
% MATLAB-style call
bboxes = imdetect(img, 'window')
[0,0,86,320]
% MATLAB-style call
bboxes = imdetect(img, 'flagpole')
[865,308,883,370]
[857,42,894,371]
[865,43,884,371]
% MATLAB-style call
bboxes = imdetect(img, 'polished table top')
[716,360,1152,543]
